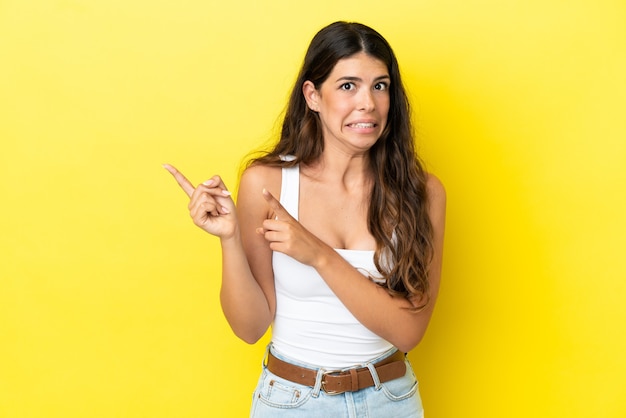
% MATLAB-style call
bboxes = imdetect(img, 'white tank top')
[271,163,394,368]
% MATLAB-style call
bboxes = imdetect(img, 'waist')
[266,348,407,395]
[272,311,394,367]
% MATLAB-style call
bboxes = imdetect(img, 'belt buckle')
[320,369,344,395]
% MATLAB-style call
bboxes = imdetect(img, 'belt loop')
[365,362,382,390]
[311,368,324,398]
[262,343,272,369]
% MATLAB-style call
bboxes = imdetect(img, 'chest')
[298,178,375,251]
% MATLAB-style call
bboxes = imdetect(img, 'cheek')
[329,98,353,114]
[323,101,351,123]
[381,106,389,117]
[379,100,390,121]
[382,95,391,110]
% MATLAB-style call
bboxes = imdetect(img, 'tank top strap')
[279,162,299,221]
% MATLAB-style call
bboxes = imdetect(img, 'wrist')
[311,243,334,271]
[219,227,241,248]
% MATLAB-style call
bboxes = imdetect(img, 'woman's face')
[303,52,390,155]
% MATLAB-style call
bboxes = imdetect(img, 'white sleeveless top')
[271,164,394,368]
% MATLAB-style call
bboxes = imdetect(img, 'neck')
[303,149,372,189]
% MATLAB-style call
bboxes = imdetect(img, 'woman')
[165,21,445,417]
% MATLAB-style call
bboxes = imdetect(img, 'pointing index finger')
[163,164,195,198]
[263,188,290,220]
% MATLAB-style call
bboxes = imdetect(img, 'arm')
[163,164,276,344]
[260,174,446,352]
[220,165,279,343]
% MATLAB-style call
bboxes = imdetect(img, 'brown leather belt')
[266,351,407,395]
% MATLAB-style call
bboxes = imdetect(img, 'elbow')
[221,303,272,345]
[393,332,426,354]
[230,322,269,345]
[395,341,419,354]
[236,330,265,345]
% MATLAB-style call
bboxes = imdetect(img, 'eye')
[340,82,355,91]
[374,82,389,91]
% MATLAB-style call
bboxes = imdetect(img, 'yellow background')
[1,0,625,417]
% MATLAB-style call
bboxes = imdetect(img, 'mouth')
[347,122,377,129]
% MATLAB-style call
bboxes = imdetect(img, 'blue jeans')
[250,345,424,417]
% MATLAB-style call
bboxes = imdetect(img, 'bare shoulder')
[426,173,446,204]
[425,173,446,227]
[240,164,281,192]
[238,164,282,210]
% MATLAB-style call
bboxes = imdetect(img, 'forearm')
[314,246,436,353]
[219,233,273,344]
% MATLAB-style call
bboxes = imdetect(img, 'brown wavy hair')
[249,21,434,310]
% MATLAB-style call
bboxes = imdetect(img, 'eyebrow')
[335,75,391,83]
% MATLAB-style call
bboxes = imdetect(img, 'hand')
[163,164,237,239]
[257,188,326,267]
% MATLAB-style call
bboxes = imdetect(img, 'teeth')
[352,123,374,128]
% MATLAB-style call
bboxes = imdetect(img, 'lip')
[346,120,378,129]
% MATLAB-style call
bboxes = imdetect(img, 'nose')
[358,89,375,112]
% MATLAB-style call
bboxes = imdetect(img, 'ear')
[302,80,320,112]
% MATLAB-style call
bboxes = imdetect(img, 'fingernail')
[222,190,232,196]
[262,188,269,195]
[221,206,230,214]
[203,179,214,186]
